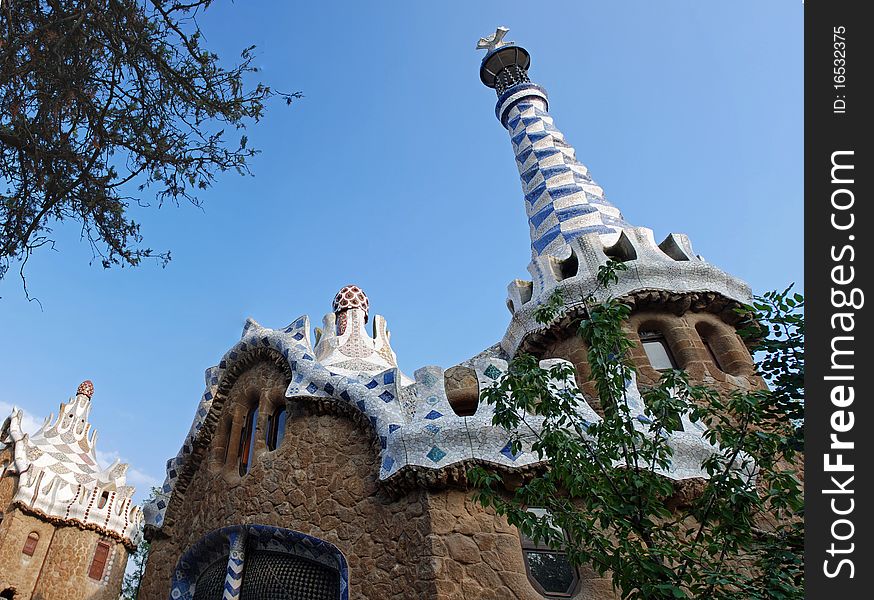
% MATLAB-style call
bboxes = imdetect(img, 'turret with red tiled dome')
[332,284,370,322]
[314,285,411,383]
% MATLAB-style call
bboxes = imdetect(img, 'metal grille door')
[193,559,228,600]
[240,550,341,600]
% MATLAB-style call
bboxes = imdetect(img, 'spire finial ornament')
[476,26,513,52]
[77,380,94,399]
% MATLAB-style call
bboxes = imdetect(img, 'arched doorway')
[170,525,348,600]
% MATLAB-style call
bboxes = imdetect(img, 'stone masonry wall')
[0,509,56,598]
[542,308,762,412]
[0,504,126,600]
[422,489,617,600]
[138,359,626,600]
[139,361,434,600]
[32,527,128,600]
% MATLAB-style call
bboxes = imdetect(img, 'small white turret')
[314,285,405,380]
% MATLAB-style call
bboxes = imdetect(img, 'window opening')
[88,540,111,580]
[520,508,578,597]
[266,407,288,452]
[22,532,39,556]
[238,407,259,476]
[639,331,677,371]
[701,336,724,371]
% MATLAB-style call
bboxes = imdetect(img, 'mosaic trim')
[501,227,753,357]
[145,310,728,531]
[1,385,143,545]
[495,80,630,259]
[169,525,349,600]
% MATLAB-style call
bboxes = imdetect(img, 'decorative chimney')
[314,285,401,378]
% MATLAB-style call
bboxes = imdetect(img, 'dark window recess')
[266,407,288,451]
[238,407,259,476]
[639,331,678,371]
[701,337,724,371]
[520,508,578,597]
[98,490,109,509]
[222,419,232,465]
[88,540,111,580]
[22,532,39,556]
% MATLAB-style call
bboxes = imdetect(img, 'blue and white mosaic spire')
[478,27,631,257]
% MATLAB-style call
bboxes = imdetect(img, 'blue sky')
[0,1,802,501]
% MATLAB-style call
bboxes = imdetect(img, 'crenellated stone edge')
[502,226,753,357]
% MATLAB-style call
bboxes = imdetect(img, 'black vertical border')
[805,1,871,597]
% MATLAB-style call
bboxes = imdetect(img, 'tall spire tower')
[477,27,630,258]
[478,28,752,357]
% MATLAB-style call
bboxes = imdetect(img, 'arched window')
[22,532,39,556]
[97,490,110,509]
[701,336,724,370]
[695,322,727,372]
[639,330,677,371]
[88,540,112,580]
[238,407,259,476]
[266,407,287,451]
[520,509,578,597]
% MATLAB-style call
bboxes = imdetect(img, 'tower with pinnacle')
[134,28,759,600]
[0,381,142,600]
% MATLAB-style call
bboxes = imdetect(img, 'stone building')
[137,29,756,600]
[0,381,143,600]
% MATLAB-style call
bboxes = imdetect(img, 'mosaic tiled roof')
[143,298,726,532]
[142,30,753,535]
[476,30,751,354]
[1,382,143,546]
[480,42,631,258]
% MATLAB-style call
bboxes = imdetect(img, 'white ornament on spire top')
[476,26,513,52]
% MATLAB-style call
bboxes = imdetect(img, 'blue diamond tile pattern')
[503,99,630,257]
[500,441,523,462]
[426,446,447,463]
[382,455,395,472]
[483,364,502,380]
[424,410,443,420]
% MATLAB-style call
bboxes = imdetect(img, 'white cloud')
[0,401,43,435]
[95,449,160,491]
